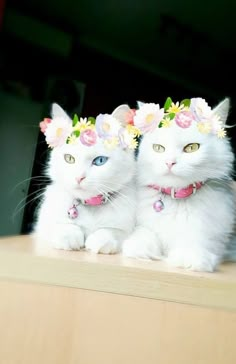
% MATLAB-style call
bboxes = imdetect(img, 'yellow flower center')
[197,122,211,134]
[56,128,63,137]
[145,114,154,123]
[102,122,110,132]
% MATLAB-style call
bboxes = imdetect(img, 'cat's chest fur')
[39,183,135,236]
[137,182,235,248]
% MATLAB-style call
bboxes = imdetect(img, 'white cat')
[123,97,236,272]
[33,103,136,254]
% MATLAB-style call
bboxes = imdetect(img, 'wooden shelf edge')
[0,235,236,311]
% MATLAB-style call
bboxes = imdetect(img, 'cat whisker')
[12,188,45,221]
[88,179,137,195]
[93,182,136,208]
[10,176,50,194]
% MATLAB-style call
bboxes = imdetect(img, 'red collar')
[148,182,204,199]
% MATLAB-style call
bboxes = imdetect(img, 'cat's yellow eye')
[153,144,165,153]
[64,154,75,164]
[183,143,200,153]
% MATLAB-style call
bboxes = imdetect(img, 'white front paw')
[166,249,220,272]
[85,229,120,254]
[122,237,161,260]
[52,224,85,251]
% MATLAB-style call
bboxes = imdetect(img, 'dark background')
[1,0,235,234]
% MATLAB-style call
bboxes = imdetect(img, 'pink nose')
[166,161,176,169]
[76,176,86,184]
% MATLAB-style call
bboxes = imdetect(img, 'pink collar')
[83,194,108,206]
[148,182,203,199]
[68,194,109,219]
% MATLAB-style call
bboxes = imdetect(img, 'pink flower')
[175,111,195,128]
[39,118,51,133]
[125,109,136,125]
[80,129,97,146]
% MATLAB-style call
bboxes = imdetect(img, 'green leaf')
[73,114,79,126]
[88,116,96,124]
[180,99,190,107]
[158,121,163,128]
[73,130,80,137]
[168,113,176,120]
[164,97,172,111]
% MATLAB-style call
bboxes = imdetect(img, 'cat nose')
[76,176,86,184]
[166,161,176,169]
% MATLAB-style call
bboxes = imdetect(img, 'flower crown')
[133,97,227,138]
[39,106,140,150]
[39,98,227,150]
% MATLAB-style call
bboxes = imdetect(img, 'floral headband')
[39,98,226,149]
[132,97,226,138]
[39,106,140,150]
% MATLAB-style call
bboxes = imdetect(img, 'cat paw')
[122,237,161,260]
[166,249,220,272]
[85,229,120,254]
[52,224,85,251]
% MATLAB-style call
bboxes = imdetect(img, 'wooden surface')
[0,280,236,364]
[1,235,236,364]
[0,235,236,310]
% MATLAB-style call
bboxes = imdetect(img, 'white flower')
[45,117,72,147]
[96,114,122,139]
[133,103,164,133]
[190,98,212,122]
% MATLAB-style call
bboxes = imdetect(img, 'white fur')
[33,105,136,254]
[123,99,236,271]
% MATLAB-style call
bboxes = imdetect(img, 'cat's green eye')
[64,154,75,164]
[183,143,200,153]
[153,144,165,153]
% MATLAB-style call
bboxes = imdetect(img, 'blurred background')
[0,0,235,236]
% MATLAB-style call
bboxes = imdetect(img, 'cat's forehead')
[145,123,206,144]
[55,139,119,158]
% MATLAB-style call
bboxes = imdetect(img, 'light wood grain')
[0,280,236,364]
[1,235,236,311]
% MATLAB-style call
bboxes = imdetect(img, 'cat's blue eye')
[92,156,109,166]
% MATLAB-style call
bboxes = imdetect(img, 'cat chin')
[71,189,99,200]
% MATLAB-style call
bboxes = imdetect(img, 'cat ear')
[212,98,230,124]
[112,104,131,124]
[137,101,144,109]
[51,103,71,120]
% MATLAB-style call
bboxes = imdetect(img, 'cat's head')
[136,98,234,188]
[45,104,136,199]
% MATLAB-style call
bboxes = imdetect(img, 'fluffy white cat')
[33,103,136,254]
[123,98,236,272]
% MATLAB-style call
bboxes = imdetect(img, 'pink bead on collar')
[148,182,203,199]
